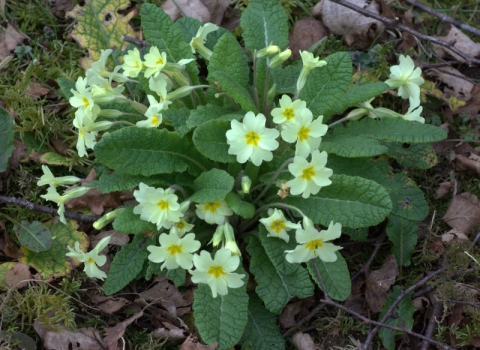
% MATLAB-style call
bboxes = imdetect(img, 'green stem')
[328,115,351,128]
[262,65,272,116]
[252,51,260,110]
[169,184,189,199]
[252,157,294,205]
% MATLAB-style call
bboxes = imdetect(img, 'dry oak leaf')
[365,254,399,314]
[67,0,141,70]
[443,192,480,234]
[453,154,480,175]
[313,0,384,48]
[152,322,186,341]
[34,320,104,350]
[90,292,130,314]
[434,181,454,200]
[434,25,480,63]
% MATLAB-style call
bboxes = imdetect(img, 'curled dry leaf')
[454,154,480,175]
[434,181,454,199]
[291,332,316,350]
[152,322,186,341]
[312,0,384,48]
[434,26,480,63]
[365,254,399,313]
[443,192,480,234]
[288,18,328,59]
[90,292,130,314]
[24,82,50,100]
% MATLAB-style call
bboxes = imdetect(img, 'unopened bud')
[93,208,126,230]
[302,216,314,229]
[256,45,280,58]
[241,176,252,194]
[269,49,292,69]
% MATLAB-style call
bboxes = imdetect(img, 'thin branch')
[319,298,454,350]
[404,0,480,38]
[469,231,480,250]
[363,263,447,349]
[420,301,443,350]
[123,35,151,47]
[329,0,480,66]
[0,196,100,223]
[351,234,386,281]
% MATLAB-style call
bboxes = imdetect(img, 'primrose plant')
[46,0,446,348]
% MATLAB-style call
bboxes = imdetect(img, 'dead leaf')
[291,332,316,350]
[152,322,186,341]
[313,0,384,48]
[434,26,480,63]
[91,230,129,247]
[366,254,399,313]
[220,7,240,32]
[161,0,210,22]
[24,82,50,99]
[53,0,75,18]
[289,18,328,60]
[441,229,469,242]
[2,222,22,259]
[34,320,104,350]
[180,335,217,350]
[454,154,480,175]
[90,293,130,314]
[434,181,454,199]
[429,66,474,100]
[0,23,26,60]
[103,311,143,350]
[201,0,230,25]
[0,331,36,350]
[5,263,31,289]
[443,192,480,234]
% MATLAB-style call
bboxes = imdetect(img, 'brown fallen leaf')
[180,335,218,350]
[103,311,143,350]
[161,0,211,22]
[91,230,129,247]
[289,18,328,60]
[90,292,130,314]
[201,0,230,25]
[34,320,104,350]
[443,192,480,234]
[434,26,480,63]
[365,254,399,313]
[2,221,22,259]
[5,263,31,289]
[429,66,474,100]
[291,332,316,350]
[312,0,384,48]
[152,321,186,341]
[24,82,50,99]
[454,154,480,175]
[0,23,26,60]
[434,181,454,199]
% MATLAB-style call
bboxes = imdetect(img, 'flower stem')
[252,157,294,205]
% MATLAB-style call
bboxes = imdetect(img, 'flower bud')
[269,49,292,69]
[241,176,252,194]
[211,225,224,247]
[223,222,241,256]
[93,208,126,230]
[302,216,314,229]
[256,45,280,58]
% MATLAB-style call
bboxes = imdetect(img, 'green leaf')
[209,33,250,89]
[337,118,447,143]
[378,285,416,350]
[13,221,52,253]
[187,104,236,129]
[176,17,229,52]
[240,293,285,350]
[104,234,151,295]
[321,133,388,158]
[145,261,186,287]
[224,193,255,219]
[272,63,301,94]
[56,78,75,99]
[192,119,237,163]
[0,107,14,172]
[286,174,392,229]
[113,206,157,234]
[189,169,235,203]
[257,225,297,274]
[343,227,368,241]
[300,52,352,121]
[246,235,314,314]
[386,214,417,267]
[335,82,389,114]
[307,253,351,301]
[162,107,191,138]
[241,0,289,52]
[193,282,248,349]
[385,142,438,169]
[387,173,429,221]
[90,172,176,194]
[140,3,199,85]
[20,220,87,280]
[94,127,208,176]
[210,71,258,113]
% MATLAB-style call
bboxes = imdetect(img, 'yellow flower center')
[156,57,164,65]
[82,97,90,108]
[177,220,186,230]
[270,220,286,233]
[245,131,260,146]
[301,166,315,181]
[167,244,183,255]
[297,126,310,141]
[204,201,221,213]
[87,257,94,264]
[208,265,226,279]
[305,239,323,251]
[79,129,85,139]
[283,108,295,120]
[151,114,159,125]
[157,200,169,210]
